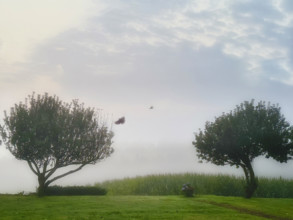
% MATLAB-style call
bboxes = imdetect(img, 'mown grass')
[96,173,293,198]
[0,194,292,220]
[201,195,293,219]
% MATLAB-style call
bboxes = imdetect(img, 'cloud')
[73,1,293,86]
[0,0,101,64]
[2,0,292,86]
[0,0,103,108]
[18,0,292,126]
[2,0,292,124]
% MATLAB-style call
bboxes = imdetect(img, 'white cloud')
[44,0,289,86]
[0,0,102,64]
[272,0,293,26]
[0,0,105,108]
[125,1,292,83]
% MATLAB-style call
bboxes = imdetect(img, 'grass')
[2,173,292,219]
[96,173,244,196]
[199,195,293,219]
[96,173,293,198]
[0,194,292,220]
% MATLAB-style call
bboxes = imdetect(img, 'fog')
[1,141,293,194]
[1,0,293,193]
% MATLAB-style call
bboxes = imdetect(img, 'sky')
[0,0,293,193]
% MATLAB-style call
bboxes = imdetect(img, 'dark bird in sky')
[115,117,125,125]
[149,106,154,109]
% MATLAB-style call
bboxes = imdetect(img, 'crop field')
[0,195,292,220]
[96,173,293,198]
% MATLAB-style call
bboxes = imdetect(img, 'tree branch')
[44,165,59,181]
[46,163,88,185]
[44,159,98,182]
[27,161,39,176]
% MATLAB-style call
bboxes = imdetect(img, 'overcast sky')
[1,0,293,193]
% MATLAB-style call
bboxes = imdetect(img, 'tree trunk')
[241,162,258,199]
[37,175,48,197]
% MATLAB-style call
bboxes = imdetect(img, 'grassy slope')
[96,173,293,198]
[0,195,292,220]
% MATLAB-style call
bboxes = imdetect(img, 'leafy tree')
[0,93,114,196]
[193,100,293,198]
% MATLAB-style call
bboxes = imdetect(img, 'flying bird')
[115,116,125,125]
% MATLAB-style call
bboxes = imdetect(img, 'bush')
[45,185,107,196]
[181,183,194,197]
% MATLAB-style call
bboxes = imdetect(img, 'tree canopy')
[193,100,293,198]
[0,93,114,196]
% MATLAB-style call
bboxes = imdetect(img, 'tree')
[193,100,293,198]
[0,93,114,196]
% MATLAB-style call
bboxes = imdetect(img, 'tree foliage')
[0,93,114,196]
[193,100,293,198]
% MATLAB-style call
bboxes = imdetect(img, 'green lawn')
[0,195,292,220]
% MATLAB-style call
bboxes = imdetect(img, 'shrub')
[181,183,194,197]
[45,185,107,196]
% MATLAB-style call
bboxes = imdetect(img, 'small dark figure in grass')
[182,183,194,197]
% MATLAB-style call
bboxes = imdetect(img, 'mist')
[1,141,293,194]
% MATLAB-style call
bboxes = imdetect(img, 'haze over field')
[0,0,293,193]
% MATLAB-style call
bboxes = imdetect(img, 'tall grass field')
[1,173,293,219]
[96,173,293,198]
